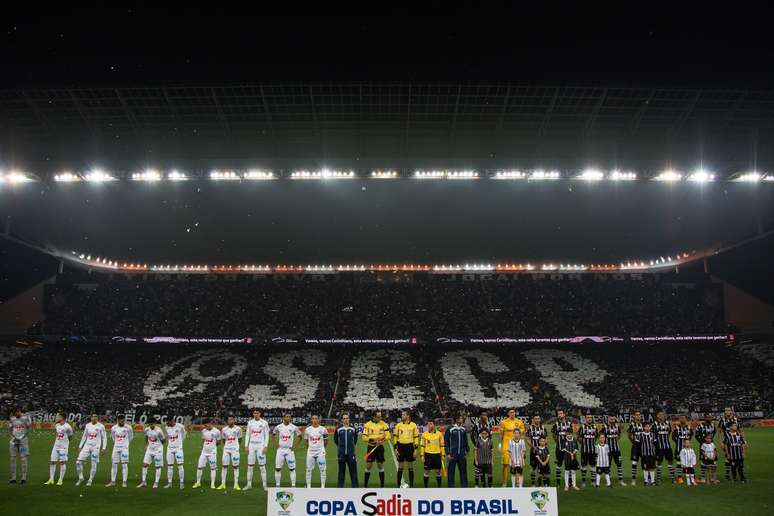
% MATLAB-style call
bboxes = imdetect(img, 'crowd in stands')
[39,273,727,338]
[2,340,770,422]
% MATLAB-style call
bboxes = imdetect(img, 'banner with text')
[266,487,558,516]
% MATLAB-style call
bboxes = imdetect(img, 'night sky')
[2,7,774,264]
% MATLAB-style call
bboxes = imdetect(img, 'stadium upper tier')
[38,271,726,338]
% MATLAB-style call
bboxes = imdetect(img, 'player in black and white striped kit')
[639,421,657,486]
[594,433,612,488]
[653,411,675,484]
[602,415,626,486]
[579,414,598,487]
[723,422,747,482]
[527,416,547,487]
[718,407,739,481]
[627,411,644,485]
[551,409,572,487]
[694,414,716,482]
[672,415,693,481]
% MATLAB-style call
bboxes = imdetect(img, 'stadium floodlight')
[414,169,446,179]
[291,169,355,180]
[763,174,774,182]
[735,171,762,182]
[54,171,81,182]
[608,170,637,181]
[493,170,527,180]
[370,170,399,179]
[653,169,682,182]
[529,170,561,181]
[447,170,479,180]
[463,263,494,271]
[131,169,162,182]
[167,170,188,181]
[577,169,604,181]
[210,170,240,180]
[687,169,715,183]
[0,170,33,184]
[243,169,275,180]
[84,169,116,182]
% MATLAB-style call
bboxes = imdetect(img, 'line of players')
[9,405,749,489]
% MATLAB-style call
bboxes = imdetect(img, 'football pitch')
[2,428,772,516]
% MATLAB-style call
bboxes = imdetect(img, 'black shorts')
[596,466,610,474]
[555,446,565,466]
[424,453,441,470]
[656,447,674,462]
[530,450,540,468]
[538,464,550,475]
[366,444,385,463]
[701,458,717,467]
[641,455,656,470]
[609,450,622,466]
[565,458,579,471]
[477,463,493,476]
[510,466,524,475]
[581,452,597,467]
[396,443,415,462]
[630,443,641,461]
[682,467,695,475]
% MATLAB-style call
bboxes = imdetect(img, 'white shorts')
[247,445,267,466]
[275,447,296,470]
[77,445,100,463]
[222,448,240,467]
[143,448,164,467]
[50,446,68,462]
[10,438,30,457]
[306,451,326,470]
[112,448,130,464]
[166,448,184,465]
[198,451,218,469]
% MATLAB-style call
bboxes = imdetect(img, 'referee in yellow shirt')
[393,410,419,487]
[420,420,445,487]
[362,410,390,487]
[500,409,526,486]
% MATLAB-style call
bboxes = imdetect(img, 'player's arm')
[101,426,108,452]
[440,434,445,458]
[361,423,371,443]
[383,423,391,444]
[78,428,87,449]
[244,425,251,449]
[261,423,269,452]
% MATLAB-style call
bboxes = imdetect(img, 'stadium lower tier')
[2,428,771,516]
[2,341,770,418]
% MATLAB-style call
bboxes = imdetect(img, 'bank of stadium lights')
[687,169,715,183]
[131,169,162,182]
[653,169,683,182]
[463,263,495,271]
[0,170,33,183]
[291,169,355,180]
[734,171,770,182]
[167,170,188,181]
[576,169,605,181]
[243,170,275,180]
[370,170,399,179]
[608,170,637,181]
[83,169,116,182]
[493,170,527,180]
[529,170,561,181]
[54,172,81,182]
[209,170,240,181]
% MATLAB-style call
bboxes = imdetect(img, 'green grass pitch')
[2,428,773,515]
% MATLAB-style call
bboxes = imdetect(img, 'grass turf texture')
[2,428,773,516]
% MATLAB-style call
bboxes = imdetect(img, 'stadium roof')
[3,82,774,141]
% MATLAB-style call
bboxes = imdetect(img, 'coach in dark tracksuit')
[445,415,469,487]
[334,414,359,487]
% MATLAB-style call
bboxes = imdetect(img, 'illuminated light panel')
[84,169,116,182]
[131,169,162,182]
[608,170,637,181]
[243,170,275,180]
[210,170,240,180]
[370,170,399,179]
[446,170,479,180]
[414,170,446,179]
[291,169,355,179]
[653,170,683,182]
[167,170,188,181]
[687,170,715,183]
[735,172,762,182]
[463,263,494,271]
[763,174,774,182]
[577,169,604,181]
[54,172,81,182]
[529,170,561,181]
[0,171,33,183]
[493,170,527,180]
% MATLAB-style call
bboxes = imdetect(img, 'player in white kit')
[138,418,165,488]
[106,414,133,487]
[304,414,329,488]
[218,415,243,490]
[45,413,72,486]
[273,413,301,487]
[76,414,107,486]
[9,406,32,485]
[244,408,270,490]
[164,416,187,489]
[193,419,221,489]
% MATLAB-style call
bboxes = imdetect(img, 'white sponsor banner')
[267,487,558,516]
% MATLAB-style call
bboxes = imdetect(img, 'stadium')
[3,8,774,516]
